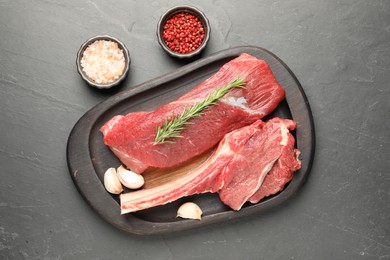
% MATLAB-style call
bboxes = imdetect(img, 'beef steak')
[215,118,298,210]
[100,53,285,173]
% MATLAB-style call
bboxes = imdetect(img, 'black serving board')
[67,46,315,235]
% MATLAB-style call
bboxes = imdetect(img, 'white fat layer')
[227,96,248,109]
[256,161,275,189]
[280,124,289,146]
[257,161,275,187]
[263,161,275,175]
[222,96,265,114]
[239,160,276,209]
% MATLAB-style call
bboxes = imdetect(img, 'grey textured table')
[1,1,389,259]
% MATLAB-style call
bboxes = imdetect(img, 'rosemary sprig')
[154,77,246,145]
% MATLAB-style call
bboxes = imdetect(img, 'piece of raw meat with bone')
[120,118,301,214]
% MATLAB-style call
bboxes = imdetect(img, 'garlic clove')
[177,202,203,220]
[117,165,144,189]
[104,168,123,194]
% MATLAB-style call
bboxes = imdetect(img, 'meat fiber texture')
[100,53,285,174]
[120,118,301,214]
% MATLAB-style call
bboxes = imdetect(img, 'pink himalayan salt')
[81,40,126,84]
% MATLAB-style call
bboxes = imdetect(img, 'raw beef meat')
[215,118,298,210]
[120,118,300,214]
[248,136,301,204]
[120,121,260,214]
[100,53,285,173]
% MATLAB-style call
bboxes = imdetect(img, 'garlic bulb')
[104,168,123,194]
[117,165,144,189]
[177,202,203,220]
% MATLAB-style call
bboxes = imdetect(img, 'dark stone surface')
[0,0,389,259]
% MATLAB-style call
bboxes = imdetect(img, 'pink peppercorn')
[162,12,205,54]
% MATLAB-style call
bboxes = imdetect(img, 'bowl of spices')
[77,35,130,89]
[157,5,210,58]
